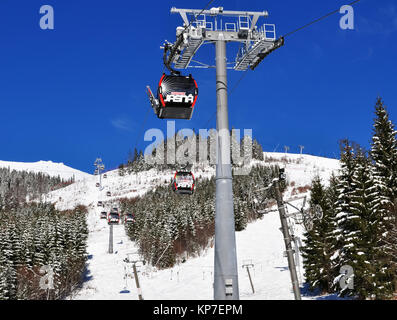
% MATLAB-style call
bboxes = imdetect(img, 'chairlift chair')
[147,73,198,120]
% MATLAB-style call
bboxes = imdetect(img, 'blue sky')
[0,0,396,173]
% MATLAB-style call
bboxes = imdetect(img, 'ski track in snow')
[50,153,340,300]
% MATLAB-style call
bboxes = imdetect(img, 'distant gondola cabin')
[172,171,195,195]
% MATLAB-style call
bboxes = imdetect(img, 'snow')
[263,152,339,188]
[69,204,304,300]
[0,159,91,181]
[47,152,341,300]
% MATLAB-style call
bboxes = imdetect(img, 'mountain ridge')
[0,159,92,181]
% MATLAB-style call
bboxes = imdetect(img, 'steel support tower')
[273,178,302,300]
[164,6,283,300]
[94,158,105,189]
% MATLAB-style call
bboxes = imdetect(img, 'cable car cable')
[281,0,362,39]
[201,0,364,128]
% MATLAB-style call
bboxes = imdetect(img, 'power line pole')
[164,7,284,300]
[272,171,301,300]
[299,145,305,155]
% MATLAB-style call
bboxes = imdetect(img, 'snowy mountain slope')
[48,166,215,211]
[55,153,340,300]
[70,206,302,300]
[0,160,91,181]
[263,152,339,189]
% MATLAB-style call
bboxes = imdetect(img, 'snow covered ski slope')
[0,159,91,181]
[58,153,340,300]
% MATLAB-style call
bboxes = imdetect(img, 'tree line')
[121,164,283,269]
[0,168,87,300]
[0,203,88,300]
[118,130,264,175]
[302,97,397,300]
[0,168,74,208]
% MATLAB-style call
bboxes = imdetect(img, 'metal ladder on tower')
[235,39,274,71]
[174,37,204,69]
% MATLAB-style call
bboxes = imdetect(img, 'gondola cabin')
[107,211,120,225]
[147,74,198,120]
[125,213,135,224]
[172,171,195,195]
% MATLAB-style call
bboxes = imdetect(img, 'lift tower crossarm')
[171,7,269,18]
[167,7,281,71]
[170,7,268,33]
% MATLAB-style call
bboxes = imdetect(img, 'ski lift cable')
[281,0,362,39]
[200,0,363,128]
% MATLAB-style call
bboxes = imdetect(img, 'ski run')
[33,152,342,300]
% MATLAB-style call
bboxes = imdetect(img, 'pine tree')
[371,97,397,203]
[301,176,335,293]
[118,164,125,177]
[348,149,392,299]
[333,140,361,297]
[252,139,264,161]
[325,173,342,291]
[370,97,397,296]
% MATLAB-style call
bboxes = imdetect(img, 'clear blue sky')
[0,0,396,173]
